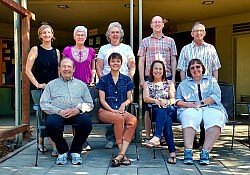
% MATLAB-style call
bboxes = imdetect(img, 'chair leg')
[231,124,235,150]
[248,115,250,149]
[135,128,139,160]
[35,129,39,166]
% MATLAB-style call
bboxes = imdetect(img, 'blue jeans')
[153,105,176,153]
[46,113,92,154]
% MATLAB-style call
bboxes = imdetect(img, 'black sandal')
[167,156,177,164]
[110,154,124,167]
[121,157,131,166]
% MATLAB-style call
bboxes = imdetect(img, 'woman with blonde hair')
[26,24,60,157]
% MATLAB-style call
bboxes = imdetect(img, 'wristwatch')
[200,101,205,106]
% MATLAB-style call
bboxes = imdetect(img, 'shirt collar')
[187,75,209,82]
[107,72,125,82]
[191,40,208,48]
[60,76,74,82]
[150,33,165,39]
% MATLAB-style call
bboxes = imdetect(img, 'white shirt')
[97,43,135,76]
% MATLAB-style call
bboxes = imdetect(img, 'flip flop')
[51,149,58,157]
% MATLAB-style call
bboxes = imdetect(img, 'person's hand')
[89,81,95,86]
[58,108,79,118]
[187,102,201,108]
[112,109,125,116]
[160,99,169,108]
[140,79,145,89]
[38,83,46,89]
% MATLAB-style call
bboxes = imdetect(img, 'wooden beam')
[0,0,35,20]
[0,124,29,140]
[22,17,30,139]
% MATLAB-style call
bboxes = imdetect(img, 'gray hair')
[191,22,205,31]
[59,57,75,68]
[73,26,88,37]
[105,22,124,43]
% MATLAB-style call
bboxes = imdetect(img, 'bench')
[148,82,237,158]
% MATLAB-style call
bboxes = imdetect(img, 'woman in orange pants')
[97,52,137,167]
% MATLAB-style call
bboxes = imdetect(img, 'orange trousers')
[98,108,137,144]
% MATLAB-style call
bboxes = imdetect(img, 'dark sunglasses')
[190,65,201,70]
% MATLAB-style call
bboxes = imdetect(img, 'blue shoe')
[183,149,194,164]
[56,153,68,165]
[200,149,210,165]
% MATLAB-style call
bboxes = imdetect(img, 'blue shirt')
[176,75,228,119]
[97,73,135,110]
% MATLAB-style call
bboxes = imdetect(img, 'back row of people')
[25,15,225,166]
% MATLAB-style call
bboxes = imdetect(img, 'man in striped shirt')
[177,22,221,81]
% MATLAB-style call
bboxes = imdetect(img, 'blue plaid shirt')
[97,73,135,110]
[177,41,221,76]
[176,75,228,119]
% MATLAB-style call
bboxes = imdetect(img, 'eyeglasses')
[190,65,201,70]
[151,21,163,24]
[76,34,86,38]
[192,29,205,33]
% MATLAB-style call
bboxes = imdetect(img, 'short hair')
[149,60,166,82]
[191,22,206,31]
[108,52,123,65]
[38,24,56,42]
[73,26,88,37]
[187,59,206,77]
[59,57,75,68]
[106,22,124,43]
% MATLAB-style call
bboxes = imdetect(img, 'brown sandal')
[111,154,124,167]
[167,156,177,164]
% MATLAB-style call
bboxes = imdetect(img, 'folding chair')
[31,89,46,167]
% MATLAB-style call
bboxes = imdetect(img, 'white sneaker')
[56,153,68,165]
[83,144,91,151]
[82,142,91,151]
[71,153,82,165]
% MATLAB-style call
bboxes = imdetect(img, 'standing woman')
[143,60,177,164]
[62,26,96,86]
[97,52,137,167]
[25,24,60,157]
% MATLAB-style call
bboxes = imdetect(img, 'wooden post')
[22,16,30,129]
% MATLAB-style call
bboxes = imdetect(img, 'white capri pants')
[178,107,227,132]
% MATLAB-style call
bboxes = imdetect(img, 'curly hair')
[105,22,124,43]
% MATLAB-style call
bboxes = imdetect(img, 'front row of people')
[40,55,227,166]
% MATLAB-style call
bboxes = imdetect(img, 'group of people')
[25,15,228,167]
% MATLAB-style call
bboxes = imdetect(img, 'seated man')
[40,58,93,165]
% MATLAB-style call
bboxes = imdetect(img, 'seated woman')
[143,60,177,164]
[97,52,137,167]
[176,59,228,165]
